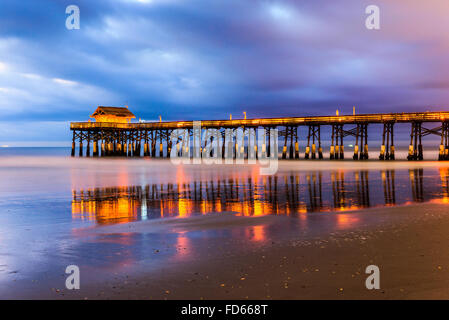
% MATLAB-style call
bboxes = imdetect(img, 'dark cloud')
[0,0,448,144]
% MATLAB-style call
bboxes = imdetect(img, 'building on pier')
[90,106,135,123]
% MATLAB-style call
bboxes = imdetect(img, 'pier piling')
[71,131,76,157]
[408,122,423,161]
[86,133,90,157]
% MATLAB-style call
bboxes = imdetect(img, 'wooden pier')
[70,108,449,160]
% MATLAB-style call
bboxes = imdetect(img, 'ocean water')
[0,147,70,157]
[0,147,449,297]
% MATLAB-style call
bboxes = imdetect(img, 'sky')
[1,0,449,146]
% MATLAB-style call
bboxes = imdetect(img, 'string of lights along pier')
[70,106,449,161]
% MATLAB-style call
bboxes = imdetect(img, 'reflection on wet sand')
[441,168,449,203]
[72,168,449,225]
[409,168,424,202]
[72,187,141,224]
[382,170,395,205]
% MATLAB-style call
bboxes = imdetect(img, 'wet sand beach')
[1,152,449,299]
[8,202,449,300]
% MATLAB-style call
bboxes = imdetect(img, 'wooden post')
[241,129,247,160]
[330,125,335,160]
[121,132,126,156]
[289,127,294,159]
[144,131,149,157]
[444,122,449,160]
[151,131,156,157]
[359,124,364,160]
[185,128,191,159]
[390,124,395,160]
[116,135,122,156]
[318,126,323,159]
[379,123,386,160]
[221,130,226,159]
[354,124,360,160]
[71,131,76,157]
[167,130,172,158]
[335,125,340,159]
[117,132,121,156]
[159,130,163,157]
[249,131,255,160]
[130,133,135,157]
[79,134,83,157]
[101,138,105,157]
[224,129,232,160]
[311,126,316,159]
[93,136,98,157]
[295,127,299,159]
[139,131,143,157]
[211,135,216,158]
[413,123,418,160]
[418,123,423,160]
[267,127,271,158]
[144,141,149,157]
[439,122,445,160]
[282,127,288,159]
[127,136,132,157]
[85,132,90,157]
[175,136,181,158]
[104,139,108,157]
[408,123,414,160]
[115,133,120,156]
[110,137,114,156]
[136,132,141,157]
[339,125,344,159]
[113,137,117,156]
[132,140,137,157]
[363,124,369,159]
[305,126,311,159]
[108,140,114,157]
[240,128,245,160]
[385,124,390,160]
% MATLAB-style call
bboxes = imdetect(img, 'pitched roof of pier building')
[90,106,136,123]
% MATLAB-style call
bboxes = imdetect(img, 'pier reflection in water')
[72,168,449,225]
